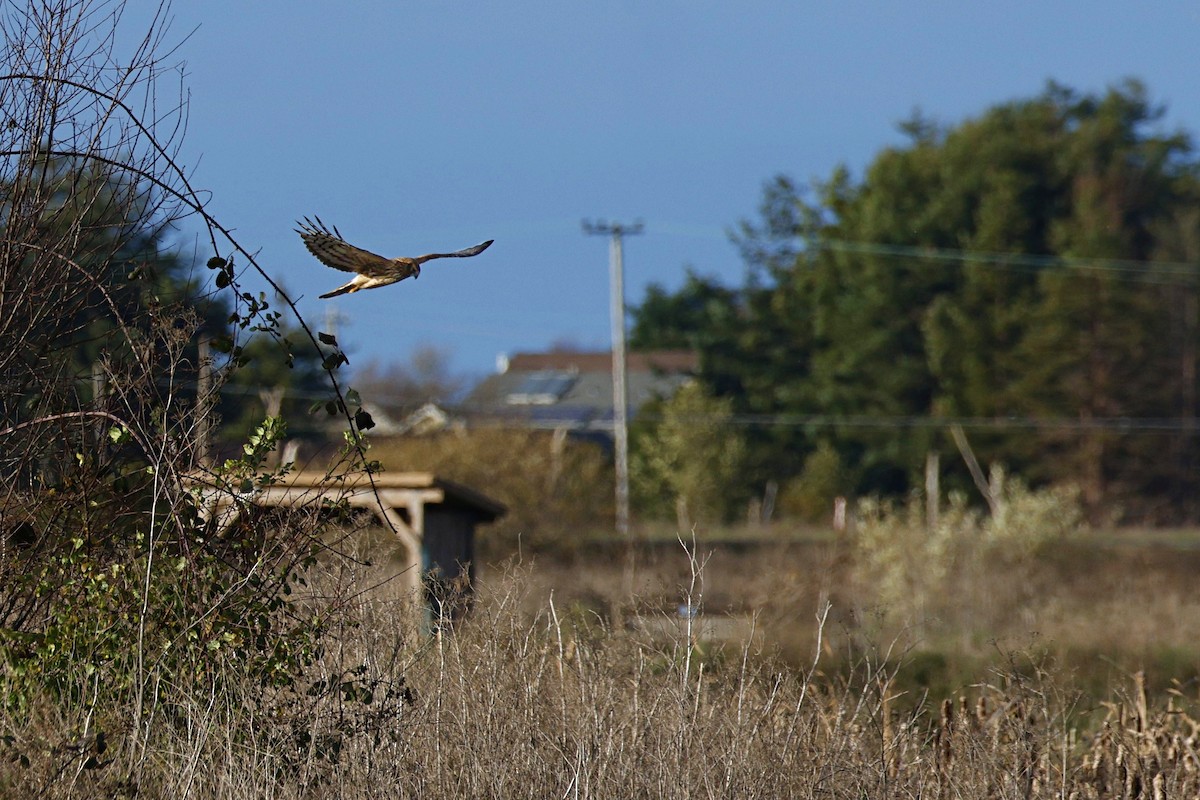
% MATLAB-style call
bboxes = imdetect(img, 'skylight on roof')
[506,371,576,405]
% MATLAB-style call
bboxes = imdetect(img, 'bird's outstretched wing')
[413,239,495,265]
[295,216,393,277]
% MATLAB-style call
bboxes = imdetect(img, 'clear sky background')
[136,2,1200,382]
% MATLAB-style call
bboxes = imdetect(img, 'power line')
[182,381,1200,435]
[455,409,1200,434]
[605,215,1200,281]
[139,376,1200,435]
[805,238,1200,284]
[696,412,1198,433]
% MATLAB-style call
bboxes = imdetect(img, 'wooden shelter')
[186,471,504,614]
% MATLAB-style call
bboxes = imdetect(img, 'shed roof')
[184,470,506,522]
[281,471,506,521]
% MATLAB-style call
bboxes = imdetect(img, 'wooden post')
[925,451,940,530]
[833,497,847,532]
[91,360,107,443]
[761,480,778,525]
[950,424,998,517]
[196,334,213,468]
[257,387,285,467]
[378,501,424,603]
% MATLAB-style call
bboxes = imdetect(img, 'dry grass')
[7,533,1200,798]
[503,526,1200,700]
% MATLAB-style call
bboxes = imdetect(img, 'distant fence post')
[925,451,939,530]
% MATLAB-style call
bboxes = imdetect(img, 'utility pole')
[323,302,349,341]
[583,218,643,539]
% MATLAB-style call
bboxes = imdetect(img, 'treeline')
[630,80,1200,523]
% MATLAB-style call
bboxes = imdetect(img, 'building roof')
[504,350,698,374]
[462,349,697,432]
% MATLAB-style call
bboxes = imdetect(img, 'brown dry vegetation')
[369,430,615,555]
[512,531,1200,698]
[7,547,1200,799]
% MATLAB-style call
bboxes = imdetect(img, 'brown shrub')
[370,429,614,556]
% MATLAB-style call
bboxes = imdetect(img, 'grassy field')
[499,524,1200,701]
[7,518,1200,797]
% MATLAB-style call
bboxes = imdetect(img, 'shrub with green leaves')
[630,381,749,528]
[0,416,325,713]
[0,0,379,763]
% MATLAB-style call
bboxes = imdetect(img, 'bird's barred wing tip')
[296,216,390,274]
[415,239,496,262]
[296,215,341,238]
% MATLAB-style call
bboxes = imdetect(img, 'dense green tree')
[925,82,1198,513]
[630,80,1200,521]
[2,157,228,412]
[0,156,236,516]
[628,271,740,352]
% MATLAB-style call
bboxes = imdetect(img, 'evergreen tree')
[630,80,1200,520]
[2,156,228,414]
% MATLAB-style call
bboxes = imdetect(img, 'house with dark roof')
[461,350,697,437]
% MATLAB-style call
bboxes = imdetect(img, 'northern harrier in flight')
[296,217,494,299]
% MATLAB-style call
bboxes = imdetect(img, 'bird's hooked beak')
[413,265,421,279]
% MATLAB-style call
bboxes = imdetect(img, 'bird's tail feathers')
[319,283,354,300]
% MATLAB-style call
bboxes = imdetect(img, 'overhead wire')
[805,238,1200,285]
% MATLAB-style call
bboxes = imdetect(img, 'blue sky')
[139,2,1200,381]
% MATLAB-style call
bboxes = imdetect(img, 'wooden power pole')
[583,218,643,538]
